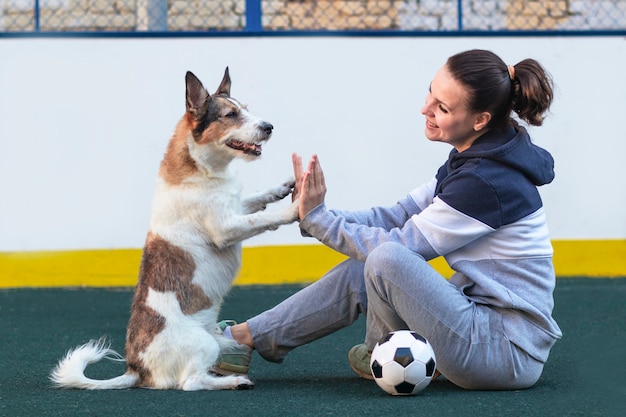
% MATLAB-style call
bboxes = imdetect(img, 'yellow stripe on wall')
[552,239,626,277]
[0,240,624,288]
[0,249,143,288]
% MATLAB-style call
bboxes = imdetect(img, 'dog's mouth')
[226,140,263,156]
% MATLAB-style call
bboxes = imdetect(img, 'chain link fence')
[1,0,625,33]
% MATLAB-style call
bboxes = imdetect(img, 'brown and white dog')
[50,68,298,391]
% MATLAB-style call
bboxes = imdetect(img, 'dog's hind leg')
[174,332,253,391]
[182,373,253,391]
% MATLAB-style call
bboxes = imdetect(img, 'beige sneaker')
[213,320,252,376]
[348,344,374,380]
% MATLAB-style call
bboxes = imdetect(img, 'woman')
[217,49,562,390]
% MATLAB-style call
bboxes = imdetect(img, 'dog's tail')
[50,338,138,390]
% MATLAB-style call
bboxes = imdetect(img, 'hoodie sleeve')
[325,197,418,231]
[323,176,437,229]
[300,192,495,262]
[299,203,440,262]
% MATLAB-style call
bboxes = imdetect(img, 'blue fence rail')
[2,0,626,35]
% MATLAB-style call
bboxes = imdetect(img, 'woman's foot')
[348,344,374,380]
[213,320,253,375]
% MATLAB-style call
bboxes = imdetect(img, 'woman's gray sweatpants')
[247,242,544,390]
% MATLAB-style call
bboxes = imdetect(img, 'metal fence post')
[137,0,168,31]
[246,0,262,32]
[34,0,40,31]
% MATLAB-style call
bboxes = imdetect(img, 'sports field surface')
[1,278,624,417]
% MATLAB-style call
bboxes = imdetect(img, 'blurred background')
[1,1,625,285]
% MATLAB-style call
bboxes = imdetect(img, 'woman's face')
[420,65,490,152]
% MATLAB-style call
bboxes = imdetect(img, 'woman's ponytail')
[510,59,554,126]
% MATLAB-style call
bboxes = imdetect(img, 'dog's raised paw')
[283,178,296,189]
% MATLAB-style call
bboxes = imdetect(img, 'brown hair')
[445,49,554,128]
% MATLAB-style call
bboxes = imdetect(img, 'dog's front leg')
[208,201,298,249]
[241,178,295,214]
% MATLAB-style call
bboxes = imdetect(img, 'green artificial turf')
[0,278,624,416]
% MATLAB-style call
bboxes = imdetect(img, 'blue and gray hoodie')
[300,124,562,363]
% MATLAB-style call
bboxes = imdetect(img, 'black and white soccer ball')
[370,330,437,396]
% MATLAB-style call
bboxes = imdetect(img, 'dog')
[50,68,298,391]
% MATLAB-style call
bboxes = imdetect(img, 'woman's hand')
[291,153,304,204]
[299,154,327,220]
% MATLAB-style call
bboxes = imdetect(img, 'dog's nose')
[259,121,273,135]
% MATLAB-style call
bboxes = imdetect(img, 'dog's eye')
[224,111,237,119]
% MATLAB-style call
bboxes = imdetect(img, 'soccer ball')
[370,330,437,396]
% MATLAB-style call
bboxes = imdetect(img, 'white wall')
[1,36,624,252]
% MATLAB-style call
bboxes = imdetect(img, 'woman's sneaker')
[348,344,374,380]
[212,320,252,376]
[349,343,442,382]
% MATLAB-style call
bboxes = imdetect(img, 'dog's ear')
[214,67,231,97]
[185,71,210,119]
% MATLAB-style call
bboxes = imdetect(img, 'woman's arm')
[296,155,494,261]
